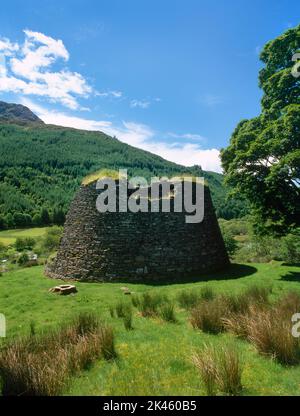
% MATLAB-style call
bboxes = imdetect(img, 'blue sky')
[0,0,299,172]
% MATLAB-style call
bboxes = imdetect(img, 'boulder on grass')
[120,286,131,295]
[49,284,77,295]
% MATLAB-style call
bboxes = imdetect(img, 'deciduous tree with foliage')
[221,25,300,235]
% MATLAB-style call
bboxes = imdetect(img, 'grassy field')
[0,227,50,246]
[0,262,300,396]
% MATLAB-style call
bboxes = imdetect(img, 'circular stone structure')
[46,177,229,282]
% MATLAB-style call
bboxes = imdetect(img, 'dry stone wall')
[45,181,229,282]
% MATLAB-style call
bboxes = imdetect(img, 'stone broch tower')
[46,177,229,282]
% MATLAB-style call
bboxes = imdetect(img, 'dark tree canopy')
[221,25,300,235]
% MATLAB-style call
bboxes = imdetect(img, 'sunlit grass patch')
[1,263,300,395]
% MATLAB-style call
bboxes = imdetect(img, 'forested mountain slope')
[0,106,247,228]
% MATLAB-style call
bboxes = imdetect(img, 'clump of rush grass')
[113,300,134,330]
[0,336,67,396]
[192,345,217,395]
[123,309,134,331]
[275,291,300,316]
[158,303,177,323]
[190,286,300,365]
[245,306,300,365]
[221,285,272,336]
[131,294,141,308]
[192,344,243,396]
[0,312,116,396]
[109,305,115,318]
[222,311,251,339]
[177,286,215,310]
[190,296,228,334]
[225,284,272,314]
[177,290,202,309]
[133,291,167,317]
[190,284,272,335]
[223,291,300,365]
[115,301,132,318]
[245,284,272,304]
[73,312,100,336]
[132,291,176,322]
[98,325,117,360]
[200,286,215,301]
[217,345,243,395]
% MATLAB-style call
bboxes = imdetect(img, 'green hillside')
[0,122,247,228]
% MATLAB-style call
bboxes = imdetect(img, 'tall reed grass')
[0,312,116,396]
[132,292,167,317]
[193,344,243,395]
[177,286,215,309]
[223,291,300,365]
[190,284,272,334]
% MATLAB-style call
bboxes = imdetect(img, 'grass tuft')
[109,305,115,318]
[0,312,116,395]
[98,325,117,360]
[123,310,134,331]
[73,312,100,336]
[115,301,132,318]
[133,292,167,317]
[158,303,177,323]
[226,284,272,314]
[246,306,300,365]
[193,344,243,396]
[131,294,141,308]
[190,297,228,334]
[177,286,215,310]
[223,291,300,365]
[200,286,215,301]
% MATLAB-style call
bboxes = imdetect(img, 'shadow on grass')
[279,263,300,282]
[108,263,258,286]
[282,262,300,268]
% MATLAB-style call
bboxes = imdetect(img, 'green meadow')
[0,227,49,246]
[1,262,300,396]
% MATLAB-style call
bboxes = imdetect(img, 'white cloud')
[0,31,160,111]
[0,38,19,55]
[21,98,222,173]
[0,55,7,77]
[130,99,150,109]
[109,90,122,98]
[130,97,161,109]
[144,142,221,172]
[11,29,69,80]
[200,93,223,107]
[20,98,111,130]
[0,30,92,109]
[167,132,206,142]
[96,90,123,98]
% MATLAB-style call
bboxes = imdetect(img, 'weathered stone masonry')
[45,180,229,282]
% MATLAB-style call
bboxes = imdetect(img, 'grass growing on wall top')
[81,169,123,186]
